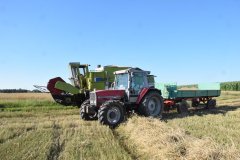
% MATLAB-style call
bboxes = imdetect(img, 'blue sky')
[0,0,239,90]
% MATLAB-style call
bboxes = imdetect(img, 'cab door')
[129,72,149,103]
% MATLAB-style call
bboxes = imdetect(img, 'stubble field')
[0,92,240,160]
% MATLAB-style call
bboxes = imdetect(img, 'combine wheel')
[80,100,97,120]
[98,100,125,128]
[206,99,216,109]
[138,91,163,118]
[177,100,189,115]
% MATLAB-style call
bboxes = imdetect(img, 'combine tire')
[206,99,216,109]
[80,100,97,120]
[98,100,125,128]
[177,100,189,115]
[138,91,163,118]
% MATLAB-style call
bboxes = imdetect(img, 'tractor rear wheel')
[138,91,163,118]
[98,100,125,128]
[80,100,97,120]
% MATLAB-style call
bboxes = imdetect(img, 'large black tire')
[80,100,97,120]
[177,100,189,115]
[206,99,216,109]
[138,91,163,118]
[192,98,200,107]
[98,100,125,128]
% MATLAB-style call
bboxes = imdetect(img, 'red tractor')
[80,68,164,127]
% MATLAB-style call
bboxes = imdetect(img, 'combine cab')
[47,62,129,106]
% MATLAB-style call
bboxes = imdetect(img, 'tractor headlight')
[90,92,97,106]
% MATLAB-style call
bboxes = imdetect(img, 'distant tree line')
[0,89,41,93]
[1,81,240,92]
[220,81,240,91]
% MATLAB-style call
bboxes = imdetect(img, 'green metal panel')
[155,83,177,99]
[104,66,129,83]
[55,81,80,94]
[155,82,221,99]
[88,82,105,90]
[89,71,106,80]
[177,90,221,98]
[198,83,220,90]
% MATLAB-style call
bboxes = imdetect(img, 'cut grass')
[117,116,240,160]
[116,91,240,159]
[0,92,240,160]
[0,114,133,160]
[0,129,53,160]
[165,91,240,149]
[0,94,132,160]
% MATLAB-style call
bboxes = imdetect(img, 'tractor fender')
[136,88,162,105]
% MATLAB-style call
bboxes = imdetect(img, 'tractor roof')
[114,67,151,75]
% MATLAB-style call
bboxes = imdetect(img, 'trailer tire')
[177,100,189,115]
[80,100,97,120]
[138,91,163,118]
[206,99,216,109]
[192,99,200,107]
[98,100,125,128]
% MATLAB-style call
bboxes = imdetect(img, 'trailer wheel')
[206,99,216,109]
[138,91,163,118]
[98,100,125,128]
[192,99,200,107]
[80,100,97,120]
[177,100,189,115]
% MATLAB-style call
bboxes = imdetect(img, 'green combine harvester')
[47,62,129,106]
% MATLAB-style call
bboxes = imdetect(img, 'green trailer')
[155,83,221,113]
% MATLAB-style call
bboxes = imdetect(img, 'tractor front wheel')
[138,91,163,118]
[80,100,97,120]
[98,100,125,128]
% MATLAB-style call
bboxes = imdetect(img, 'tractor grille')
[90,92,96,105]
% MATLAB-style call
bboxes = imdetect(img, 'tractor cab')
[114,68,150,102]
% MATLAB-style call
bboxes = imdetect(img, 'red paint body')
[164,100,175,107]
[93,88,162,108]
[136,88,150,104]
[95,90,125,107]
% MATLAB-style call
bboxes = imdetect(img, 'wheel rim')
[107,106,121,125]
[147,97,161,116]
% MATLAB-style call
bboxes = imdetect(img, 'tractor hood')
[90,90,125,107]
